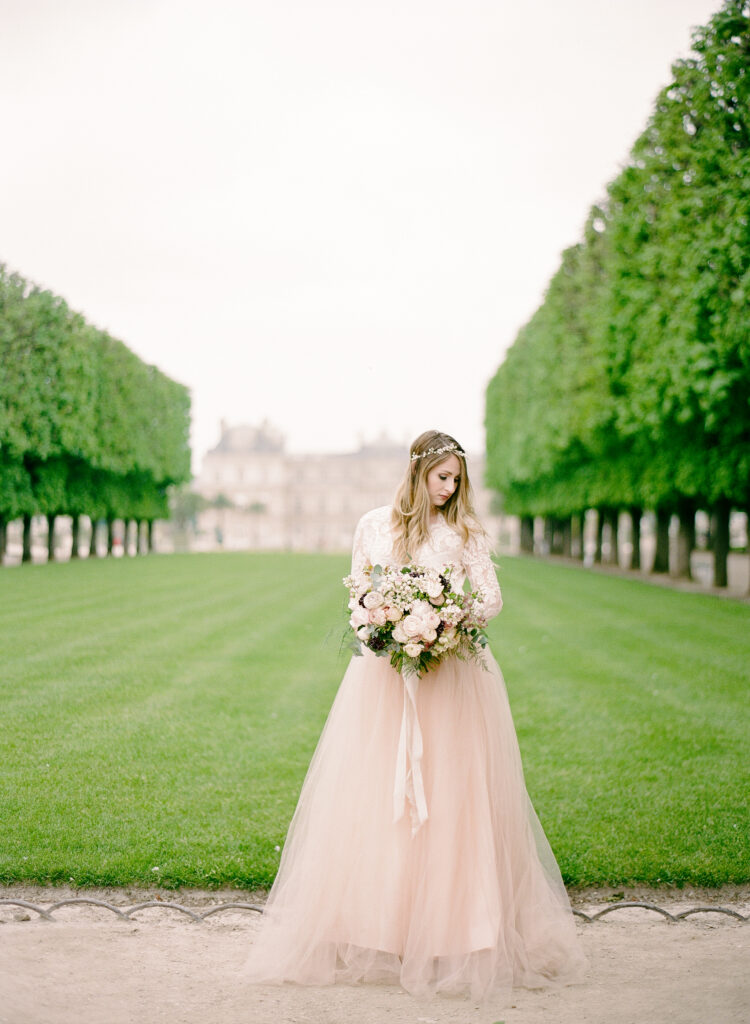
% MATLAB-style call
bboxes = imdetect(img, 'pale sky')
[1,0,721,469]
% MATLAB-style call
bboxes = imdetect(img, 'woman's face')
[426,454,462,510]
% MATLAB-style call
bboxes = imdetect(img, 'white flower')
[412,600,433,619]
[438,630,460,651]
[344,560,487,677]
[350,606,369,628]
[402,614,424,637]
[392,621,409,644]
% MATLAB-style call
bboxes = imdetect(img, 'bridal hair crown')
[410,442,466,462]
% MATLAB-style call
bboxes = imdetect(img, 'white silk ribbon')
[393,671,428,835]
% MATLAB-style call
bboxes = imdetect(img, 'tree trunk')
[22,514,33,563]
[147,519,154,553]
[107,518,115,556]
[520,515,534,554]
[543,516,554,555]
[46,514,56,562]
[0,518,6,563]
[122,519,130,556]
[594,510,603,564]
[713,498,731,588]
[561,517,572,557]
[629,506,642,570]
[652,507,670,573]
[606,509,620,566]
[89,519,98,558]
[576,511,586,561]
[672,500,696,579]
[549,516,565,555]
[70,514,80,559]
[135,519,142,555]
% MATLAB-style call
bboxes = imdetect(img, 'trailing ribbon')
[393,671,428,835]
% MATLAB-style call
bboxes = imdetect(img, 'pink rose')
[350,606,370,628]
[369,607,387,626]
[385,606,402,622]
[402,614,424,637]
[404,642,423,658]
[392,622,409,644]
[363,591,384,609]
[412,600,433,619]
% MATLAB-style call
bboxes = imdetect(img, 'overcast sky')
[1,0,721,467]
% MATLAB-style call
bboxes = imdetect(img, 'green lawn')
[1,552,748,890]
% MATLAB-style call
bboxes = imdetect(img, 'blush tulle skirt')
[243,648,585,1002]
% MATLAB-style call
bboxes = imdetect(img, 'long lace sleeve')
[351,514,370,576]
[463,530,503,620]
[351,506,394,575]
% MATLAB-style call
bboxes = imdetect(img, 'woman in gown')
[245,430,585,1002]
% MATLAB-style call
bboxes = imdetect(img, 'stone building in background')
[192,420,516,554]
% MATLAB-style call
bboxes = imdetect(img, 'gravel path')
[1,886,748,1024]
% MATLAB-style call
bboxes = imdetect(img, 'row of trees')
[485,0,750,587]
[0,264,191,563]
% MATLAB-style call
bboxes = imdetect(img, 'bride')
[245,429,585,1002]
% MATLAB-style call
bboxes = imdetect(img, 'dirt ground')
[1,885,748,1024]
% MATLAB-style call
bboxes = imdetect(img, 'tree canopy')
[486,1,750,535]
[0,266,191,536]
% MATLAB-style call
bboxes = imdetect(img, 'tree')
[485,1,750,587]
[0,264,191,563]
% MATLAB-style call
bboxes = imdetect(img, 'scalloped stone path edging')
[0,896,747,925]
[2,889,749,1024]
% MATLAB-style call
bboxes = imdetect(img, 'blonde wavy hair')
[391,430,484,563]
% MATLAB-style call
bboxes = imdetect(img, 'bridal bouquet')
[342,563,489,677]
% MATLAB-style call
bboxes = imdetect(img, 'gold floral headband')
[410,442,466,462]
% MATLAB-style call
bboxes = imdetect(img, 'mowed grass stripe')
[5,552,343,677]
[6,556,346,754]
[4,553,332,665]
[3,553,350,887]
[1,551,748,889]
[493,557,749,886]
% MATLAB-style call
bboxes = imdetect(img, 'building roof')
[209,420,285,454]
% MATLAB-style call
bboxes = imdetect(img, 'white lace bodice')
[350,505,502,620]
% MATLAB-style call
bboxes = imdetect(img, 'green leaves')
[486,0,750,516]
[0,263,191,526]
